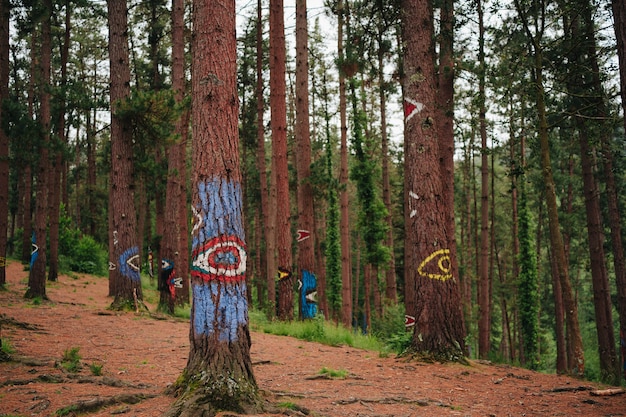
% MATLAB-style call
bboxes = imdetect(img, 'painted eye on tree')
[417,248,452,281]
[191,235,246,282]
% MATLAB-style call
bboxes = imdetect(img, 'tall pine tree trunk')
[27,0,52,300]
[0,0,8,286]
[477,0,491,359]
[295,0,317,319]
[402,0,465,359]
[337,0,352,328]
[269,0,293,320]
[256,0,269,310]
[107,0,144,310]
[165,0,260,412]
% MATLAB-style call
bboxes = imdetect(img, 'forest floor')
[1,261,626,417]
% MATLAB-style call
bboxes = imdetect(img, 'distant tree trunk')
[477,0,491,359]
[379,43,396,304]
[337,0,352,329]
[514,0,585,377]
[565,1,618,382]
[256,0,269,310]
[160,0,189,314]
[270,0,293,320]
[87,110,97,236]
[295,0,317,319]
[27,0,52,300]
[48,0,71,283]
[0,0,8,286]
[402,0,465,359]
[164,0,261,411]
[607,0,626,380]
[612,0,626,137]
[107,0,144,310]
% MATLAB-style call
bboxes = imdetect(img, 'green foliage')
[348,79,390,268]
[371,303,412,354]
[59,347,82,373]
[89,362,103,376]
[68,235,107,276]
[517,181,539,370]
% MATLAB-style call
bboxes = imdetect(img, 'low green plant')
[55,404,79,416]
[277,402,299,410]
[248,309,384,352]
[318,366,348,379]
[89,362,103,376]
[1,338,15,355]
[60,347,82,373]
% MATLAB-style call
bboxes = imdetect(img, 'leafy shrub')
[69,235,107,276]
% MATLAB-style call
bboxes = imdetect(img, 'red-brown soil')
[1,260,626,417]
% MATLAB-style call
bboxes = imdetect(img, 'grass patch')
[89,362,103,376]
[248,310,384,352]
[318,366,348,379]
[59,347,82,373]
[2,338,15,355]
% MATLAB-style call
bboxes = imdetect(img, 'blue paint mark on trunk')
[193,281,248,342]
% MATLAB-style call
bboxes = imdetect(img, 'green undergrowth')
[248,310,388,354]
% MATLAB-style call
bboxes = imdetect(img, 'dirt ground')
[1,261,626,417]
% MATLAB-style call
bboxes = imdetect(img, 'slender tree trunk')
[269,0,293,320]
[337,0,352,329]
[255,0,269,311]
[379,45,396,304]
[107,0,144,310]
[0,0,9,286]
[27,0,52,300]
[603,1,626,380]
[48,0,71,283]
[477,0,491,359]
[295,0,317,319]
[160,0,189,314]
[514,0,585,376]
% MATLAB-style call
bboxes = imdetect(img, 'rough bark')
[269,0,293,321]
[256,0,269,311]
[107,0,144,310]
[160,0,189,314]
[165,0,261,411]
[477,0,491,359]
[295,0,317,320]
[401,0,466,360]
[0,0,9,286]
[26,0,52,300]
[48,0,71,283]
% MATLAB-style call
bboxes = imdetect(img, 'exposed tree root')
[0,313,45,331]
[54,392,157,416]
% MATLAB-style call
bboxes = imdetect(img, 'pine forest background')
[2,0,626,386]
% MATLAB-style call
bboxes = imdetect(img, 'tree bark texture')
[295,0,317,319]
[269,0,294,320]
[107,0,143,309]
[166,0,260,414]
[160,0,189,314]
[0,0,9,286]
[27,0,52,300]
[401,0,465,359]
